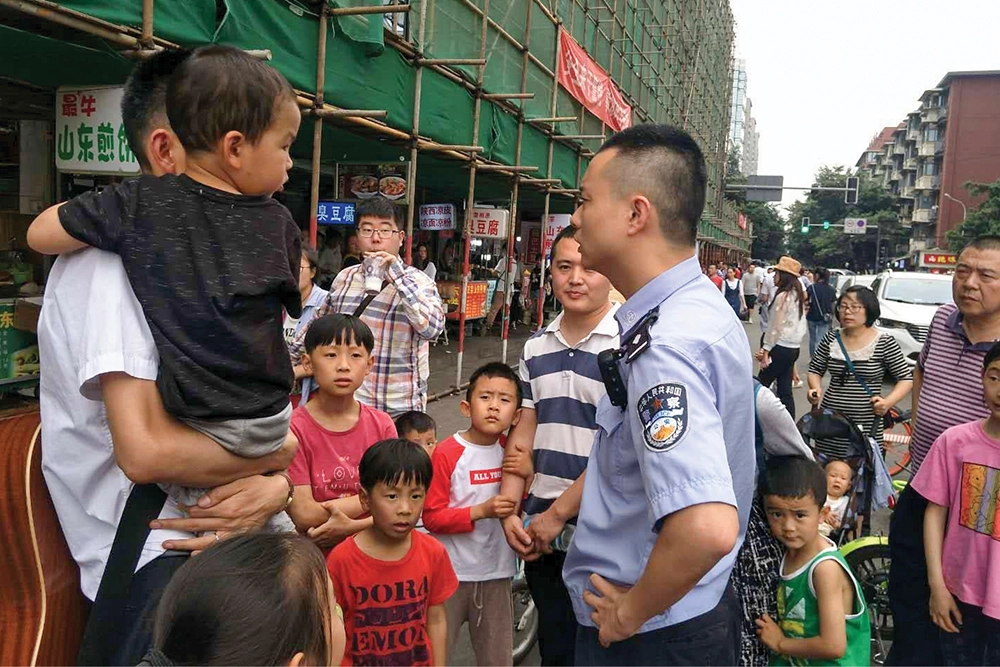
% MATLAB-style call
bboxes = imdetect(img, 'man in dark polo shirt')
[887,236,1000,665]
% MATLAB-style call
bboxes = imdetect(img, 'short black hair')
[549,224,579,262]
[166,45,295,153]
[761,456,828,509]
[465,362,523,406]
[598,124,706,246]
[962,235,1000,256]
[814,267,830,282]
[304,314,374,353]
[394,411,437,438]
[121,49,191,170]
[837,285,880,327]
[983,341,1000,373]
[359,439,433,492]
[301,244,319,271]
[153,532,333,666]
[356,198,402,229]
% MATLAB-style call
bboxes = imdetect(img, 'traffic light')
[845,176,859,205]
[823,220,831,230]
[801,216,810,234]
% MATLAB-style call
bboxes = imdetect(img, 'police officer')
[562,124,755,666]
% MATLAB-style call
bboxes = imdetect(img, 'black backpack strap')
[77,483,168,666]
[352,280,390,318]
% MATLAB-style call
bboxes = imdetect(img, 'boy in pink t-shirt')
[287,314,397,550]
[913,341,1000,664]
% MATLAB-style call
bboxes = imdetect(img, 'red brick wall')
[937,76,1000,247]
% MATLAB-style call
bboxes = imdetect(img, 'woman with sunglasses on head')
[806,285,913,457]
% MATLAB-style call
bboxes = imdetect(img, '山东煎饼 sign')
[56,86,139,175]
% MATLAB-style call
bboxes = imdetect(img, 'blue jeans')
[807,319,830,358]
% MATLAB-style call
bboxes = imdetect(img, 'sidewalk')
[426,325,535,398]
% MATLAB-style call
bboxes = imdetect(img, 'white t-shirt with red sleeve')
[911,420,1000,620]
[288,403,397,502]
[422,432,516,582]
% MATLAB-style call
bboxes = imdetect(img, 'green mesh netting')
[54,0,217,45]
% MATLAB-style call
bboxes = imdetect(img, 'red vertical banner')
[556,29,632,133]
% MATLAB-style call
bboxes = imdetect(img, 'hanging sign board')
[317,201,355,226]
[520,220,542,266]
[55,86,139,175]
[419,204,456,230]
[471,208,510,238]
[543,214,572,257]
[557,29,632,132]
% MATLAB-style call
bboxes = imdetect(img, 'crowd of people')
[24,45,1000,667]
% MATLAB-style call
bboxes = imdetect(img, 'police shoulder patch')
[637,383,688,452]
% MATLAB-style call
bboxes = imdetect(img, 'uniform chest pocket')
[594,397,627,493]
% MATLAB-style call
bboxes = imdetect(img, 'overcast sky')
[728,0,1000,211]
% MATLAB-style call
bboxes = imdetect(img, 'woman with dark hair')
[415,243,437,281]
[285,245,330,406]
[757,256,807,417]
[142,532,346,666]
[723,266,748,319]
[807,285,913,457]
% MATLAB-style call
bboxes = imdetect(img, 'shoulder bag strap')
[77,483,168,665]
[834,330,874,398]
[352,280,390,318]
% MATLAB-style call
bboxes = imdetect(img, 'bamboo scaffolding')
[307,5,329,250]
[536,17,562,331]
[403,0,430,266]
[328,5,411,16]
[305,108,388,119]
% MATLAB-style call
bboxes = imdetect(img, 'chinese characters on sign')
[419,204,456,231]
[542,214,572,256]
[438,281,489,320]
[921,252,957,267]
[56,87,139,175]
[470,208,510,239]
[316,201,355,226]
[556,29,632,132]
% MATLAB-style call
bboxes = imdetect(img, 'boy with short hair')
[423,362,521,667]
[327,438,458,666]
[28,45,303,531]
[395,410,438,456]
[756,456,870,666]
[288,314,398,547]
[914,341,1000,664]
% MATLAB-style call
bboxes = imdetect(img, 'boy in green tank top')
[754,457,870,666]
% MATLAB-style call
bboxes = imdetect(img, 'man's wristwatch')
[267,471,295,510]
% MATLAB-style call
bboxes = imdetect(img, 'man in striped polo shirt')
[499,224,618,666]
[888,236,1000,666]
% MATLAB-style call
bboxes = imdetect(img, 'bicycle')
[511,558,539,664]
[881,407,913,477]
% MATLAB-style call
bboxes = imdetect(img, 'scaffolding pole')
[308,6,329,250]
[455,0,491,390]
[403,0,430,267]
[536,17,562,332]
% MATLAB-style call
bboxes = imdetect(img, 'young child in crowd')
[288,314,397,547]
[913,341,1000,665]
[326,439,457,667]
[27,45,303,531]
[756,456,870,666]
[818,460,853,537]
[423,362,521,667]
[395,410,438,457]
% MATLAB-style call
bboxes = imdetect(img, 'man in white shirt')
[39,51,294,665]
[741,262,764,324]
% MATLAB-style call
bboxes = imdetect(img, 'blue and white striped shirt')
[520,304,620,520]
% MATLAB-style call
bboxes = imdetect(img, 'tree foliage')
[946,179,1000,251]
[783,166,903,271]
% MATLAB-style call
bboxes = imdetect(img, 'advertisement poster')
[543,214,572,256]
[56,86,140,175]
[520,220,542,265]
[556,29,632,132]
[338,163,409,204]
[438,281,488,320]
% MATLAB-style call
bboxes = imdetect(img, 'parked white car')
[867,272,953,365]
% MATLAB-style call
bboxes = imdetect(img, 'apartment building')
[857,71,1000,252]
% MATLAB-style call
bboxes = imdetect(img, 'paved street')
[429,319,907,666]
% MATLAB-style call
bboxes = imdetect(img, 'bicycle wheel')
[843,543,893,666]
[512,577,538,665]
[882,408,911,477]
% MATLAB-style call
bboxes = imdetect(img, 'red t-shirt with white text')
[288,403,397,501]
[328,531,458,666]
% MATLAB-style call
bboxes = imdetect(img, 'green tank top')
[770,542,871,667]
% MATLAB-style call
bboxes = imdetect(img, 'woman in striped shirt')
[807,286,913,457]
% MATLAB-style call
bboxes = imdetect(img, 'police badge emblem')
[637,383,688,452]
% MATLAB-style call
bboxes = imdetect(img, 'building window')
[922,162,938,177]
[924,127,939,142]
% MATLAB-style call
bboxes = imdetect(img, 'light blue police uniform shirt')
[562,255,756,632]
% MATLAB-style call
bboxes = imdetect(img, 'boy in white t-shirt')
[423,362,521,666]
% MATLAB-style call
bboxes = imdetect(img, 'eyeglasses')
[358,228,401,239]
[300,263,313,271]
[837,304,864,313]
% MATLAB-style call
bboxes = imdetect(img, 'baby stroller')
[796,408,897,665]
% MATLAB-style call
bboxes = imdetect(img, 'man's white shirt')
[38,248,190,601]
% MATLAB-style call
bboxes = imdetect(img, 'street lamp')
[944,192,968,222]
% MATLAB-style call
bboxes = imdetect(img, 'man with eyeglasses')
[288,198,444,415]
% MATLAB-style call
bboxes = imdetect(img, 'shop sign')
[471,208,509,238]
[338,163,409,203]
[556,29,632,132]
[419,204,456,230]
[317,201,355,226]
[55,86,139,175]
[520,220,542,266]
[920,252,957,267]
[542,214,572,256]
[737,212,748,231]
[438,280,488,320]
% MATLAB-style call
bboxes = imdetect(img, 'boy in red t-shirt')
[327,438,458,666]
[423,362,521,666]
[288,314,397,549]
